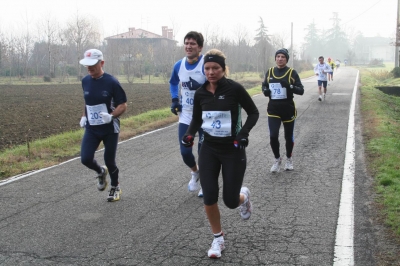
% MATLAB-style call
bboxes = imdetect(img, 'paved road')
[0,67,377,265]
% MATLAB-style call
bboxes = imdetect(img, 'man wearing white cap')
[79,48,127,202]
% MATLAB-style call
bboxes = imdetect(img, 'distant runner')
[314,56,332,101]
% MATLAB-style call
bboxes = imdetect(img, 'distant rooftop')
[105,26,174,40]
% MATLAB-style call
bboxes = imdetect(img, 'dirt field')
[0,83,171,151]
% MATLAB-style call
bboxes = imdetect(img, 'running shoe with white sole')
[208,236,225,258]
[239,187,252,220]
[284,157,294,171]
[318,96,322,101]
[188,171,200,192]
[198,188,203,197]
[270,158,282,173]
[107,186,122,202]
[96,166,108,191]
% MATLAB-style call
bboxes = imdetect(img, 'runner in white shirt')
[314,56,332,101]
[169,31,206,197]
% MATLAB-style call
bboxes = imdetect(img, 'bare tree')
[64,12,101,80]
[231,24,251,73]
[120,38,138,83]
[150,38,181,84]
[0,31,6,75]
[169,17,181,43]
[36,15,59,77]
[4,33,17,83]
[270,32,288,51]
[12,15,36,82]
[11,33,33,82]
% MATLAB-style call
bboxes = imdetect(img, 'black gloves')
[280,80,292,90]
[234,138,248,149]
[233,131,249,150]
[182,134,194,147]
[170,98,182,115]
[261,82,270,97]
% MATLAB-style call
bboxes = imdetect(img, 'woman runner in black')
[262,48,304,173]
[182,49,259,259]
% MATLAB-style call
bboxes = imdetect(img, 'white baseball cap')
[79,49,103,66]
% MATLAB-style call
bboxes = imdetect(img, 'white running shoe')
[207,236,225,258]
[284,157,294,171]
[270,158,282,173]
[318,96,322,101]
[239,187,252,220]
[188,171,200,191]
[198,188,203,197]
[96,166,108,191]
[107,185,122,202]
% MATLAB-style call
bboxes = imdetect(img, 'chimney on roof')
[162,26,168,38]
[129,27,135,32]
[167,29,173,39]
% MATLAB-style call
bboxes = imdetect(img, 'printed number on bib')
[202,111,232,137]
[181,89,195,111]
[86,104,108,125]
[269,83,287,99]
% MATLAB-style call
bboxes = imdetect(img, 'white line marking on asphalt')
[333,71,359,266]
[332,93,351,95]
[0,123,177,187]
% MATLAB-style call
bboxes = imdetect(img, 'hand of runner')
[99,112,113,123]
[280,80,291,89]
[171,98,182,115]
[234,136,248,149]
[182,135,194,147]
[79,116,87,128]
[262,82,270,96]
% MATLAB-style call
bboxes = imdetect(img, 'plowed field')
[0,83,170,151]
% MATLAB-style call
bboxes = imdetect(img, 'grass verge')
[0,108,178,179]
[359,67,400,237]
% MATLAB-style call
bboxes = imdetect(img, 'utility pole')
[396,0,400,67]
[291,22,294,68]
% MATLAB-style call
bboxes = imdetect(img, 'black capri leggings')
[198,141,246,208]
[268,116,295,159]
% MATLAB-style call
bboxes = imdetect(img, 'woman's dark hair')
[184,31,204,47]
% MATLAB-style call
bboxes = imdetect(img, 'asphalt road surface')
[0,67,381,265]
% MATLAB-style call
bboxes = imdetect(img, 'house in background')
[103,26,178,78]
[105,26,176,46]
[354,36,395,64]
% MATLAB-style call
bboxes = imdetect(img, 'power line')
[341,0,383,26]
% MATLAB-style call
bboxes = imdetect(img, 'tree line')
[0,12,376,83]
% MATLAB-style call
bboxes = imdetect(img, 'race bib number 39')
[202,111,232,137]
[269,83,287,99]
[86,104,108,125]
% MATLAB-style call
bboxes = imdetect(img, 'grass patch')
[0,109,177,179]
[359,67,400,236]
[299,70,315,79]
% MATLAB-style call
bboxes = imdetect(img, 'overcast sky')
[0,0,396,47]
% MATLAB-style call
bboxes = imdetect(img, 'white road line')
[0,123,177,187]
[333,71,359,266]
